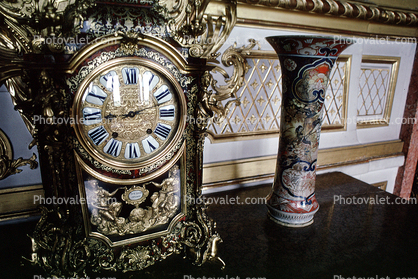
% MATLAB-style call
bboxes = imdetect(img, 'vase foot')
[267,204,319,227]
[268,212,314,227]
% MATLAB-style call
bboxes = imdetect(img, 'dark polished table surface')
[1,172,418,279]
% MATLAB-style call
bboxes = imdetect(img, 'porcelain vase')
[266,36,353,227]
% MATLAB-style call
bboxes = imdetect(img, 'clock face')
[73,59,185,169]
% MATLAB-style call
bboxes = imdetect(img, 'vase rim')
[266,35,356,44]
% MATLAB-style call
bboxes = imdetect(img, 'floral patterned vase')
[266,36,353,227]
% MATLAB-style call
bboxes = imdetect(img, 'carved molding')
[238,0,418,26]
[202,139,404,188]
[0,128,38,180]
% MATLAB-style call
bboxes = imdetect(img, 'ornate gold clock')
[71,55,189,249]
[22,30,226,275]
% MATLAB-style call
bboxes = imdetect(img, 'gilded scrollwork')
[0,128,38,180]
[36,70,69,141]
[0,152,38,180]
[117,241,162,272]
[0,128,12,159]
[196,39,265,130]
[0,11,33,56]
[5,66,72,149]
[0,0,96,84]
[210,39,259,97]
[29,167,223,276]
[181,204,225,269]
[160,0,237,58]
[87,238,117,272]
[29,183,222,275]
[198,70,240,128]
[88,222,184,273]
[29,206,89,276]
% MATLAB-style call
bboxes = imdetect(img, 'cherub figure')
[148,166,180,212]
[89,183,126,235]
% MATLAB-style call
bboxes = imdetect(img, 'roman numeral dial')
[88,126,109,146]
[75,61,183,168]
[83,107,102,125]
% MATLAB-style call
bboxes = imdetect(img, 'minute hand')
[121,104,160,119]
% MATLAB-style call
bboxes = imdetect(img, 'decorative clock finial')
[119,30,144,55]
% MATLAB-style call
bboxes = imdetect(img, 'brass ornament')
[116,241,165,272]
[121,185,150,206]
[198,71,241,127]
[0,128,38,180]
[0,128,12,159]
[196,40,260,129]
[83,5,167,40]
[4,76,37,147]
[0,153,38,180]
[210,39,259,98]
[119,31,144,55]
[29,206,90,276]
[159,0,237,58]
[0,0,95,55]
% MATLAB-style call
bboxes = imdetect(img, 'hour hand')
[104,113,117,120]
[121,110,141,119]
[121,105,158,119]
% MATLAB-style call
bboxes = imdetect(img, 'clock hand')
[121,104,160,119]
[103,108,152,120]
[104,113,117,120]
